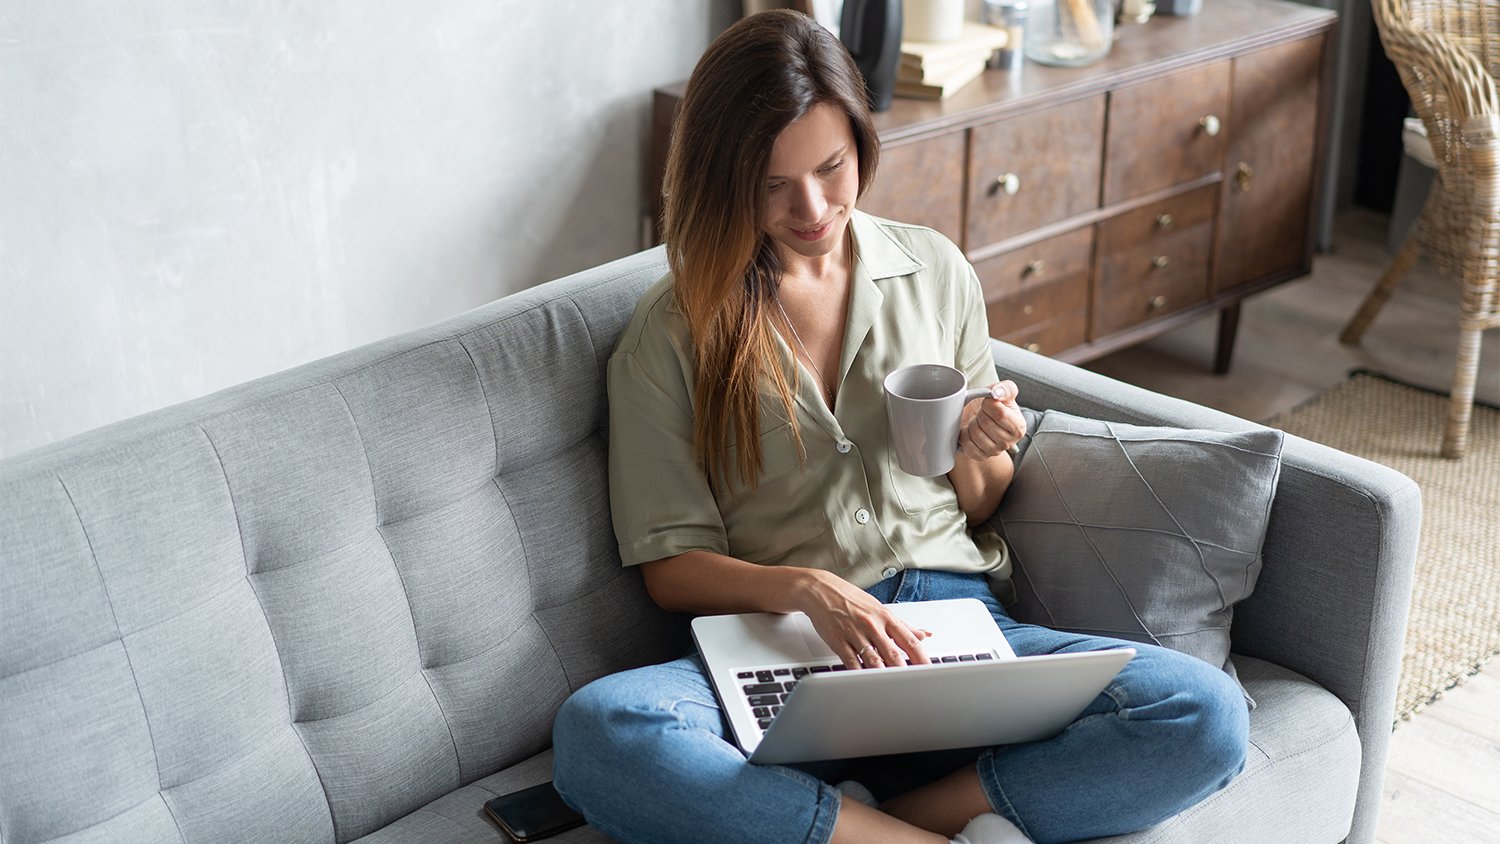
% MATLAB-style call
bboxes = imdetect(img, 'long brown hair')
[662,10,879,491]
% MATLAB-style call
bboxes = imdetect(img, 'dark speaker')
[840,0,903,112]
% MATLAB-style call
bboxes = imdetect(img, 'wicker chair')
[1340,0,1500,458]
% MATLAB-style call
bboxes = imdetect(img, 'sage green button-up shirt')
[607,211,1010,590]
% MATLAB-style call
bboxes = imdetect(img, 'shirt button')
[881,566,899,579]
[836,441,852,454]
[854,508,870,524]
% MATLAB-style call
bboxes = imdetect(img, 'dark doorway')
[1354,26,1411,213]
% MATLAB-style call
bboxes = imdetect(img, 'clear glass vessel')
[981,0,1029,71]
[1023,0,1114,67]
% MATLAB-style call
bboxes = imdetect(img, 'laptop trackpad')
[793,614,834,659]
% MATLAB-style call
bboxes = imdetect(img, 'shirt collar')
[848,209,927,281]
[834,210,911,409]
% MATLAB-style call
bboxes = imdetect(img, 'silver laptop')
[691,597,1134,765]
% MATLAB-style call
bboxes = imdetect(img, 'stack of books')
[895,23,1011,101]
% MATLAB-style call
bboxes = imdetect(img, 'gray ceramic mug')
[883,363,1002,477]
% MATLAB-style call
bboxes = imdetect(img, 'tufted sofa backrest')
[0,247,687,843]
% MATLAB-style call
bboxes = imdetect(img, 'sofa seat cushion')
[352,749,612,843]
[362,656,1356,844]
[1077,655,1361,844]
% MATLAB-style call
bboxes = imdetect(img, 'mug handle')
[963,386,1003,404]
[961,386,1022,457]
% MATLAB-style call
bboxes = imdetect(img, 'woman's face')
[761,101,860,264]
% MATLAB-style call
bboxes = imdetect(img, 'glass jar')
[981,0,1029,71]
[1023,0,1114,67]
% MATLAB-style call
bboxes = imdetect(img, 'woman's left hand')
[957,381,1027,461]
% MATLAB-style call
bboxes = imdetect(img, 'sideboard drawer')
[1103,61,1231,204]
[967,96,1105,249]
[973,226,1093,301]
[1099,184,1217,251]
[1092,185,1216,337]
[976,226,1092,342]
[985,271,1089,339]
[998,312,1089,359]
[860,133,966,245]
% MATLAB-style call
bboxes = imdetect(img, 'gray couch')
[0,245,1420,844]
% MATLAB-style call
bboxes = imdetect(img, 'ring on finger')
[857,645,880,664]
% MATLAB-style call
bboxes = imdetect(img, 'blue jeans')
[552,570,1248,844]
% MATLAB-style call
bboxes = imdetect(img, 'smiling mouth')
[792,221,833,241]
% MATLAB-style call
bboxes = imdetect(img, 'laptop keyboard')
[736,652,996,733]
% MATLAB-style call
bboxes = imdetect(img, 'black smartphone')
[483,781,586,842]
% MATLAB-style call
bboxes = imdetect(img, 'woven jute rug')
[1267,371,1500,724]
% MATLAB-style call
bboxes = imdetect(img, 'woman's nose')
[792,180,827,223]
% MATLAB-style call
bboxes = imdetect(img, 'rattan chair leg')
[1442,325,1483,458]
[1341,233,1423,345]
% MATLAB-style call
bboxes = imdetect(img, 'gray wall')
[0,1,738,458]
[1293,0,1372,251]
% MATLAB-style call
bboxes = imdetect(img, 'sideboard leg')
[1214,303,1241,374]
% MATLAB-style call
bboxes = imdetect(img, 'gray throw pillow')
[993,410,1284,705]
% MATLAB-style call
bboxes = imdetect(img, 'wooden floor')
[1083,208,1500,843]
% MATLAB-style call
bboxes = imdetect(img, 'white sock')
[951,812,1032,844]
[834,779,878,807]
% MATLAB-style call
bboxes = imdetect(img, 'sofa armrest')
[992,341,1421,844]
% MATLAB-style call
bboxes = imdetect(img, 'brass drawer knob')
[1022,304,1035,316]
[1199,114,1221,137]
[1149,295,1168,310]
[994,173,1021,196]
[1156,213,1174,230]
[1151,255,1171,269]
[1236,161,1254,192]
[1025,342,1042,353]
[1024,259,1046,277]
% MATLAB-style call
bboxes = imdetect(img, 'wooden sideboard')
[650,0,1337,371]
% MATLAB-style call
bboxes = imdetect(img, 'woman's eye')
[767,182,784,194]
[821,159,845,175]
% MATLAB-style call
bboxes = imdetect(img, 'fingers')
[837,643,867,671]
[960,412,1018,459]
[852,621,931,669]
[959,383,1027,460]
[804,577,935,670]
[836,624,931,670]
[889,622,931,665]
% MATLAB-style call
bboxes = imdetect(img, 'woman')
[552,11,1248,844]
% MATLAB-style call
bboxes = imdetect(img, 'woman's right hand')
[640,552,931,668]
[793,569,932,669]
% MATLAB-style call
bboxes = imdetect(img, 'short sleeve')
[607,348,729,567]
[956,259,1000,388]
